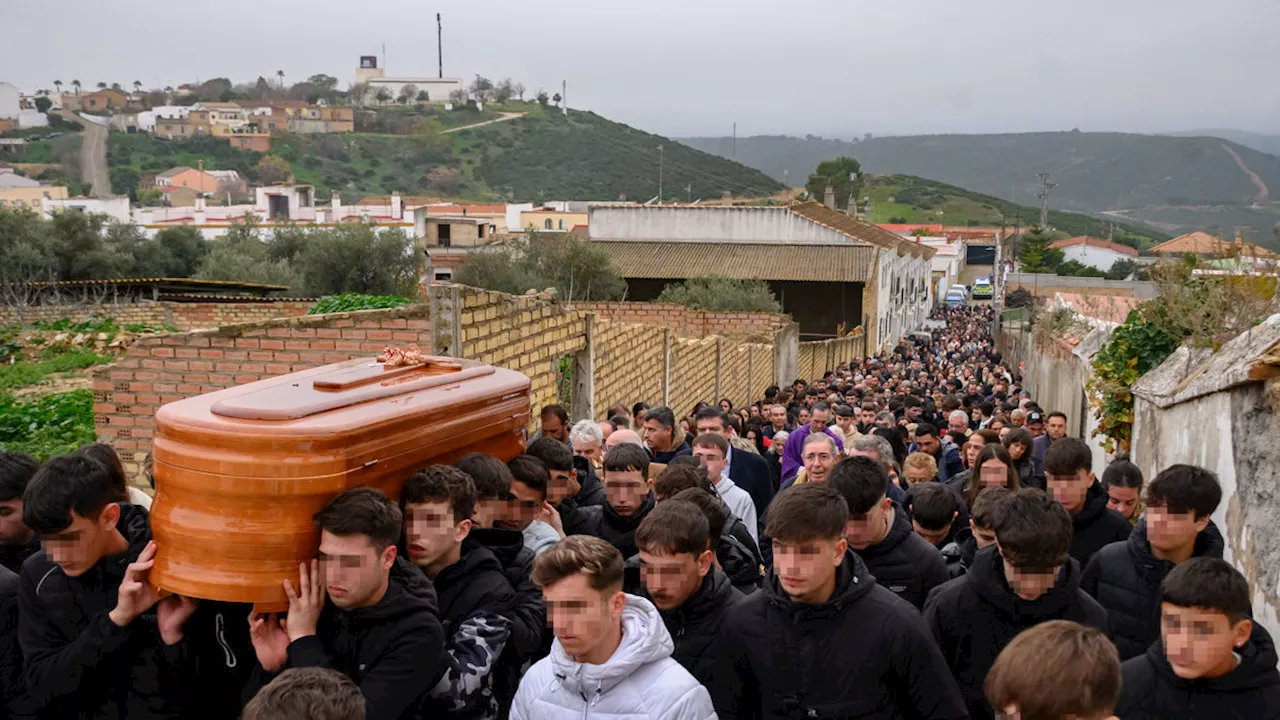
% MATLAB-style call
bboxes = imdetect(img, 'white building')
[355,56,464,104]
[0,82,19,120]
[1048,236,1140,272]
[41,196,133,223]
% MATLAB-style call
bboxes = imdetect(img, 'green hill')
[679,131,1280,246]
[104,104,784,203]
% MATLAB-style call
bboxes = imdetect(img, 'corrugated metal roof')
[595,241,877,282]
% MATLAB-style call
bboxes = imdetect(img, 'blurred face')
[861,409,876,426]
[543,572,625,661]
[906,405,922,421]
[971,521,997,549]
[41,506,119,577]
[642,419,673,452]
[319,530,395,610]
[916,433,939,456]
[695,417,730,440]
[542,416,568,442]
[604,469,650,517]
[809,409,829,433]
[844,496,892,550]
[509,480,545,531]
[691,445,727,483]
[797,408,811,427]
[979,458,1012,488]
[1046,416,1067,441]
[877,415,893,429]
[836,414,854,433]
[0,498,33,545]
[990,419,1005,432]
[749,405,761,418]
[573,436,602,465]
[1028,422,1045,437]
[913,517,953,546]
[904,465,933,486]
[404,500,469,574]
[638,548,712,611]
[719,400,732,413]
[772,536,847,603]
[1007,440,1026,460]
[1146,504,1210,553]
[999,551,1060,602]
[1107,485,1141,520]
[770,405,787,427]
[544,467,579,507]
[1047,469,1094,515]
[966,436,986,466]
[1161,603,1252,680]
[597,421,614,441]
[802,441,837,483]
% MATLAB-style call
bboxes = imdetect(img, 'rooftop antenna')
[437,14,443,78]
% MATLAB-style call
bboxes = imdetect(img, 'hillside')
[678,132,1280,246]
[103,104,784,203]
[1166,129,1280,157]
[863,175,1167,249]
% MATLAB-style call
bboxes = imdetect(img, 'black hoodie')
[271,555,445,720]
[855,501,950,610]
[0,540,39,576]
[1117,621,1280,719]
[714,550,968,720]
[924,545,1108,720]
[555,458,606,536]
[657,568,744,688]
[18,503,187,720]
[1082,518,1225,660]
[1069,482,1133,566]
[574,493,656,559]
[940,527,978,579]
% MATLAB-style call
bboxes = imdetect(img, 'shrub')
[0,390,96,461]
[656,276,781,313]
[308,293,412,315]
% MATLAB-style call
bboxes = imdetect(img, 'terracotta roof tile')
[789,202,935,259]
[1150,232,1278,258]
[593,240,877,282]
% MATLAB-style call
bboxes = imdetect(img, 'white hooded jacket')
[510,594,716,720]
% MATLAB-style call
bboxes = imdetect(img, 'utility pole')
[732,122,736,159]
[686,184,692,203]
[783,168,789,188]
[437,14,443,78]
[562,79,567,116]
[1035,172,1056,230]
[657,144,664,202]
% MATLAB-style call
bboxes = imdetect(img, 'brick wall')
[1,300,315,330]
[567,302,786,339]
[667,337,719,419]
[93,305,431,480]
[593,319,666,418]
[797,334,865,382]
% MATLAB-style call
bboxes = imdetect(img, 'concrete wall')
[1006,273,1157,299]
[590,206,854,245]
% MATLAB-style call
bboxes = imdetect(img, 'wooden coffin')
[150,356,530,610]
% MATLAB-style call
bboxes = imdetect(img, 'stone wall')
[1,300,315,330]
[566,302,786,339]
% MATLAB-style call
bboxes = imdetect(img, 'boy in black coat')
[1117,558,1280,719]
[828,456,949,609]
[1043,438,1131,564]
[574,444,655,559]
[1082,464,1223,660]
[715,483,967,720]
[924,488,1108,720]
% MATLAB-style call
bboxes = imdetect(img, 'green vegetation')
[1016,227,1065,273]
[309,293,412,315]
[1087,311,1179,454]
[0,349,112,391]
[806,157,864,211]
[456,231,625,301]
[656,276,781,313]
[0,390,95,462]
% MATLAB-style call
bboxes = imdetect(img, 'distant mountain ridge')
[1164,129,1280,157]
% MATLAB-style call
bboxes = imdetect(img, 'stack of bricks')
[0,300,316,332]
[593,319,667,417]
[568,302,786,339]
[93,305,431,482]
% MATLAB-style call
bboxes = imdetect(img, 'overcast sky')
[3,0,1277,139]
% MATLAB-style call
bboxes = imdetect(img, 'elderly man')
[571,419,606,470]
[947,410,972,438]
[794,432,839,485]
[848,434,906,502]
[780,402,845,484]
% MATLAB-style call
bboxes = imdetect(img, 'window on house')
[558,219,566,230]
[438,223,452,248]
[544,219,553,230]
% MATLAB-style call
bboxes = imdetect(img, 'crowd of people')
[0,302,1275,719]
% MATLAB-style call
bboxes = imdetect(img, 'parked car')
[944,288,967,306]
[972,278,994,299]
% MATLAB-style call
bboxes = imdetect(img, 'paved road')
[441,112,525,134]
[50,110,111,196]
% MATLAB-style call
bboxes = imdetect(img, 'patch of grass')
[0,390,96,461]
[0,350,113,390]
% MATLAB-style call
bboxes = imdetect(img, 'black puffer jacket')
[1082,519,1224,660]
[1117,621,1280,719]
[1013,455,1043,491]
[573,494,655,559]
[713,550,968,720]
[656,568,744,688]
[1070,482,1133,566]
[18,504,187,720]
[940,528,978,580]
[855,501,950,610]
[571,456,607,508]
[275,556,446,720]
[719,531,764,595]
[924,545,1108,720]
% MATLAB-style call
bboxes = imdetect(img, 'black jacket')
[18,503,187,720]
[274,556,446,720]
[720,529,764,595]
[0,541,38,577]
[657,568,744,689]
[714,550,968,720]
[652,441,691,464]
[1070,482,1133,566]
[0,565,32,720]
[1013,455,1043,491]
[571,456,607,508]
[573,494,655,559]
[1082,519,1224,660]
[729,447,775,519]
[940,528,978,580]
[422,544,518,720]
[465,529,544,718]
[182,601,256,720]
[924,546,1108,720]
[1117,621,1280,720]
[855,502,951,610]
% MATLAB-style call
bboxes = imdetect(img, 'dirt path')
[49,110,111,196]
[442,112,525,134]
[1221,142,1269,205]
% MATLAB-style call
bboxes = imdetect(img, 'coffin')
[150,355,530,610]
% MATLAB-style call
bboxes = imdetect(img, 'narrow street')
[50,109,111,196]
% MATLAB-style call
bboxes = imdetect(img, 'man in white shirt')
[691,433,759,544]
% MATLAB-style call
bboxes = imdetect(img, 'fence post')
[571,314,595,423]
[714,337,723,401]
[773,322,798,388]
[747,345,755,402]
[429,283,463,357]
[662,328,672,406]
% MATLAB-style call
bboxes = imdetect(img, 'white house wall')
[1063,244,1131,271]
[590,207,859,245]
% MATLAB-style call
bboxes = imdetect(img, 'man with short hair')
[568,419,605,471]
[641,406,691,464]
[533,404,571,446]
[575,444,656,559]
[907,482,961,549]
[18,455,200,718]
[1025,410,1045,438]
[796,432,839,485]
[767,403,792,436]
[912,423,964,484]
[1043,438,1131,565]
[0,451,39,575]
[694,407,773,517]
[527,437,604,535]
[1116,557,1280,719]
[828,457,950,609]
[924,489,1108,720]
[1031,410,1067,476]
[507,455,563,555]
[948,410,972,438]
[834,404,859,442]
[241,487,445,719]
[985,621,1121,720]
[635,499,745,688]
[402,466,516,719]
[690,433,759,544]
[511,536,714,719]
[857,402,879,436]
[243,667,366,720]
[715,483,967,719]
[780,401,845,483]
[1082,464,1224,660]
